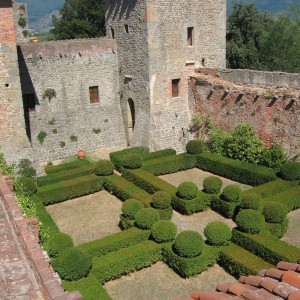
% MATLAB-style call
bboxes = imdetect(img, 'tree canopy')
[51,0,105,40]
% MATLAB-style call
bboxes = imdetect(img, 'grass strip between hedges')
[77,228,151,258]
[92,241,162,284]
[219,243,273,278]
[232,229,300,265]
[44,159,92,175]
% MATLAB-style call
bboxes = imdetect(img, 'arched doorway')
[127,98,135,145]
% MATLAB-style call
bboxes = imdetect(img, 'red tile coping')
[0,174,83,300]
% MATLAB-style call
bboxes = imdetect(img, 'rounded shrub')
[263,202,288,224]
[241,193,262,210]
[121,153,142,169]
[156,207,173,220]
[173,230,204,258]
[135,208,160,230]
[204,221,232,246]
[151,220,177,243]
[186,140,205,154]
[16,177,37,196]
[53,247,92,281]
[177,182,198,200]
[222,184,242,203]
[46,232,73,258]
[151,191,172,209]
[279,162,300,181]
[236,209,265,234]
[203,176,223,194]
[19,166,37,179]
[122,199,144,220]
[94,160,114,176]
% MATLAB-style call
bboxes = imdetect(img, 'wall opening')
[187,27,194,46]
[89,86,99,103]
[172,79,181,98]
[124,24,129,34]
[111,27,115,39]
[127,98,135,146]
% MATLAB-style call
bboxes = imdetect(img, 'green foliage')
[236,209,265,234]
[261,143,288,170]
[151,220,177,243]
[173,231,204,258]
[94,160,114,176]
[47,118,56,125]
[16,177,37,196]
[219,243,273,278]
[263,202,288,224]
[210,195,239,219]
[121,153,142,169]
[52,129,57,134]
[18,15,26,28]
[59,141,66,148]
[142,149,176,161]
[37,131,47,145]
[231,229,300,265]
[92,241,162,284]
[207,127,228,156]
[265,218,289,238]
[279,162,300,181]
[17,159,36,178]
[69,134,78,142]
[186,140,205,155]
[204,221,232,246]
[0,153,15,175]
[44,159,92,174]
[43,88,56,101]
[135,208,160,230]
[77,228,151,258]
[177,182,198,200]
[151,191,172,209]
[53,247,92,281]
[46,232,73,258]
[189,113,212,139]
[51,0,106,40]
[203,176,223,194]
[241,193,261,210]
[92,128,101,134]
[221,184,242,203]
[155,207,173,220]
[122,199,144,220]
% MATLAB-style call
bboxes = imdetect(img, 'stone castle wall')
[18,38,126,163]
[13,2,29,44]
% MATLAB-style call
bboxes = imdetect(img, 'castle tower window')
[111,27,115,39]
[172,79,181,98]
[187,27,194,46]
[23,94,35,112]
[124,24,129,33]
[89,86,99,103]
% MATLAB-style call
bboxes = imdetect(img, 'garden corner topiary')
[263,202,288,224]
[186,139,205,154]
[45,232,73,258]
[151,220,177,243]
[173,230,204,258]
[95,159,114,176]
[52,247,92,281]
[203,176,223,194]
[241,193,262,210]
[122,199,144,220]
[177,182,198,200]
[221,184,242,203]
[135,207,160,230]
[235,209,265,234]
[204,221,232,246]
[151,191,172,209]
[279,162,300,181]
[121,153,142,169]
[16,177,37,196]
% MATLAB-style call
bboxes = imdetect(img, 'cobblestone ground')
[0,201,43,300]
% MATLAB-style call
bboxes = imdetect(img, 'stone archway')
[127,98,135,145]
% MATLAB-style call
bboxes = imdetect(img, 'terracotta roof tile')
[277,262,300,272]
[243,275,264,287]
[197,291,232,300]
[283,271,300,288]
[266,268,285,280]
[288,291,300,300]
[260,277,279,292]
[190,291,201,299]
[217,283,232,293]
[258,269,268,277]
[273,282,299,298]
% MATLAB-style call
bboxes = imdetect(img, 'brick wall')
[0,0,17,45]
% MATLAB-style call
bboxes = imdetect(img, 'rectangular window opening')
[124,24,129,33]
[23,94,35,112]
[89,86,99,103]
[111,27,115,39]
[187,27,194,46]
[172,79,181,98]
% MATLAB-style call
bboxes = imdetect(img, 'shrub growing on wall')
[221,184,242,203]
[203,176,223,194]
[16,177,37,196]
[204,221,232,246]
[151,220,177,243]
[263,202,288,224]
[186,140,205,154]
[241,193,262,210]
[46,232,73,258]
[235,209,265,234]
[121,153,142,169]
[95,160,114,176]
[135,208,160,230]
[122,199,144,220]
[177,182,198,200]
[279,162,300,181]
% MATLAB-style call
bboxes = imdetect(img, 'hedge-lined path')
[0,201,43,299]
[159,168,252,191]
[46,191,122,245]
[282,208,300,248]
[104,261,236,300]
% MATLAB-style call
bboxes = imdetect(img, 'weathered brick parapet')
[0,174,82,300]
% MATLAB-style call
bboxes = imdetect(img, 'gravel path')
[282,209,300,248]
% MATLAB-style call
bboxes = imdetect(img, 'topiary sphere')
[263,202,288,224]
[236,209,265,234]
[173,230,204,258]
[135,208,160,230]
[280,162,300,181]
[204,221,232,246]
[177,182,198,200]
[203,176,223,194]
[241,193,262,210]
[46,232,73,258]
[121,153,142,169]
[151,220,177,243]
[186,140,205,154]
[16,177,37,196]
[222,184,242,203]
[94,160,114,176]
[122,199,144,220]
[53,247,92,281]
[151,191,172,209]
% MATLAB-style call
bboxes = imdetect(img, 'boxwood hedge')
[210,195,239,218]
[142,149,176,161]
[44,159,92,175]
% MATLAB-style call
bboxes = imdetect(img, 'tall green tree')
[51,0,105,40]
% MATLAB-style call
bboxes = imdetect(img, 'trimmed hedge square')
[45,159,92,175]
[210,196,239,218]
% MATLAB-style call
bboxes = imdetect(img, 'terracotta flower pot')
[77,150,85,160]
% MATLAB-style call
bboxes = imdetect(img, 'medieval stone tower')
[105,0,226,151]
